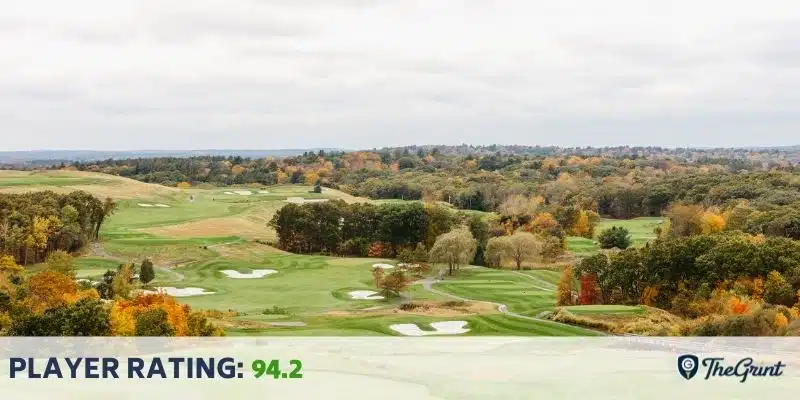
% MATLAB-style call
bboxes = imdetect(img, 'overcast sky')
[1,1,800,150]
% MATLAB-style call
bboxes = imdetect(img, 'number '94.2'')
[252,359,303,379]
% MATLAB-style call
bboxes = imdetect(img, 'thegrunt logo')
[677,354,786,383]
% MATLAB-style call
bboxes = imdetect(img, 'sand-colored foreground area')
[348,290,385,300]
[219,269,277,279]
[141,287,216,297]
[389,321,470,336]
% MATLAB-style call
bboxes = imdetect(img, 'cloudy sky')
[2,0,799,150]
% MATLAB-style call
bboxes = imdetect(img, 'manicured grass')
[596,217,661,247]
[103,196,243,231]
[566,236,599,257]
[73,258,122,278]
[102,236,236,265]
[160,254,406,314]
[25,257,120,278]
[567,217,663,256]
[0,175,108,187]
[435,267,558,317]
[225,313,594,336]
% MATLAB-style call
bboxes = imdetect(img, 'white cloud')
[1,0,799,150]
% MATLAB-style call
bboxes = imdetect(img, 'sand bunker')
[348,290,385,300]
[155,204,170,208]
[389,321,470,336]
[153,287,215,297]
[258,190,270,194]
[234,190,252,196]
[269,321,306,327]
[224,191,235,195]
[220,269,277,279]
[372,263,395,269]
[75,279,100,287]
[138,203,154,207]
[285,197,329,204]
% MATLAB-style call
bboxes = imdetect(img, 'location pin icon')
[677,355,699,380]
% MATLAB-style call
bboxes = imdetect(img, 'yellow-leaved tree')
[701,211,726,234]
[556,265,575,306]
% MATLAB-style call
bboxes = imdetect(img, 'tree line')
[0,191,116,265]
[269,200,469,258]
[55,148,799,232]
[551,231,800,336]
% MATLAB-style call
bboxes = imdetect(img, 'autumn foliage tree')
[428,228,477,276]
[110,294,196,337]
[25,271,82,313]
[764,271,794,306]
[556,266,575,306]
[579,273,598,305]
[375,270,409,298]
[507,231,541,270]
[45,250,75,277]
[701,211,726,234]
[485,236,511,268]
[571,210,599,238]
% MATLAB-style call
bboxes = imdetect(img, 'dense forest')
[58,146,800,241]
[0,191,116,265]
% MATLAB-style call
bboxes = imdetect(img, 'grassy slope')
[567,217,662,256]
[435,268,559,317]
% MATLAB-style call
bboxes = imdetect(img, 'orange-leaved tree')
[111,293,190,336]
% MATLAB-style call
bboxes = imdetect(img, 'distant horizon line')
[3,144,800,153]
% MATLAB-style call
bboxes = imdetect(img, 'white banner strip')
[1,338,798,399]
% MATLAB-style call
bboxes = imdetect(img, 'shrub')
[399,302,422,311]
[764,271,794,306]
[550,308,616,331]
[597,226,631,249]
[135,308,175,336]
[262,306,289,315]
[139,259,155,284]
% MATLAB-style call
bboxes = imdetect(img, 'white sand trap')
[234,190,252,195]
[154,287,215,297]
[75,279,100,287]
[372,263,395,269]
[285,197,329,204]
[258,190,270,194]
[269,321,307,327]
[138,203,154,207]
[390,321,470,336]
[155,204,170,208]
[220,269,277,279]
[224,191,235,195]
[349,290,385,300]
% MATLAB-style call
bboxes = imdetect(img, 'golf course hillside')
[0,170,604,336]
[7,156,800,338]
